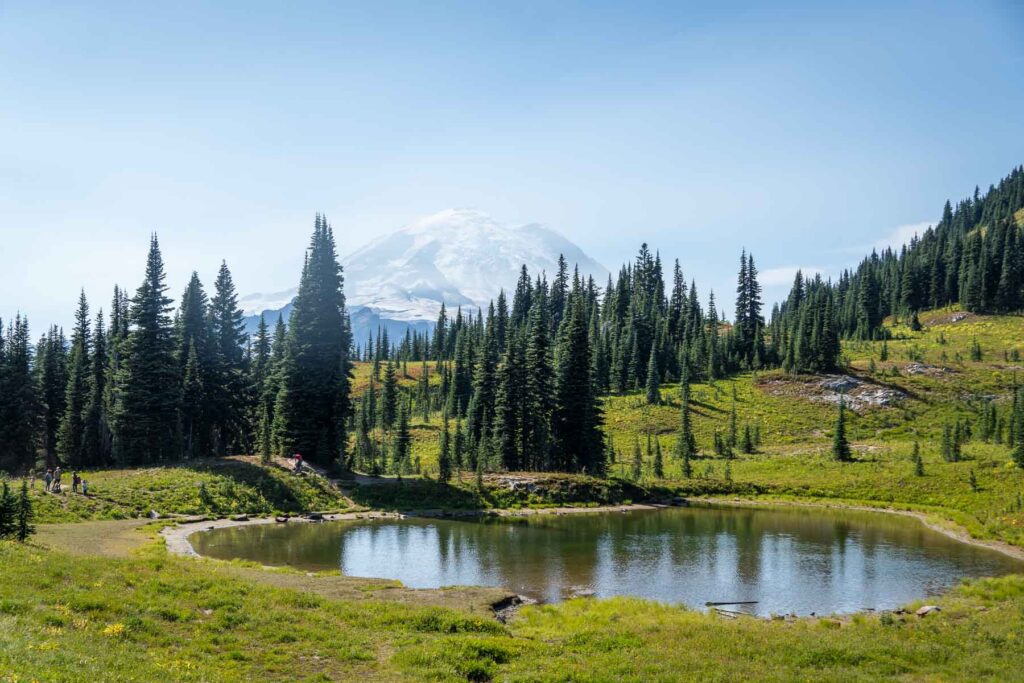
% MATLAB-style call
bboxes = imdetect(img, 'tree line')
[0,216,352,472]
[810,166,1024,341]
[3,163,1018,477]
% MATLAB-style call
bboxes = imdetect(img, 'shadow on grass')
[346,477,487,511]
[156,458,328,514]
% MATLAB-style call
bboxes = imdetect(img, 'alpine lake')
[190,503,1023,616]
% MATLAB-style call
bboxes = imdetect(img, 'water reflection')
[191,505,1023,616]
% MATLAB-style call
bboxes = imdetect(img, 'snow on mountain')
[242,209,608,334]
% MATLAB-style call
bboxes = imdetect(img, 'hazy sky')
[2,1,1022,330]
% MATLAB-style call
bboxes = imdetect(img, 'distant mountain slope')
[242,209,609,343]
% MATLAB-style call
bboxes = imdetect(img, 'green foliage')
[831,398,852,462]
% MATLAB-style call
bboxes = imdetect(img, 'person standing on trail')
[72,472,81,493]
[294,453,303,473]
[44,469,53,492]
[82,479,89,496]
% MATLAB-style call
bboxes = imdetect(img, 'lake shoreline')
[696,496,1024,562]
[162,496,1024,565]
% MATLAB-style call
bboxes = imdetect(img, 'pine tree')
[393,401,411,473]
[631,438,642,480]
[552,294,604,474]
[181,342,205,459]
[832,397,852,462]
[113,235,181,464]
[652,438,664,478]
[16,480,34,542]
[644,345,660,405]
[274,216,353,464]
[36,327,67,467]
[58,290,91,466]
[438,414,453,483]
[674,383,697,461]
[81,310,109,466]
[0,482,15,538]
[380,360,398,429]
[524,300,553,470]
[209,261,248,455]
[741,424,753,454]
[913,441,924,476]
[1012,441,1024,469]
[0,315,37,472]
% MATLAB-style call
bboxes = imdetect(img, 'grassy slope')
[25,457,348,524]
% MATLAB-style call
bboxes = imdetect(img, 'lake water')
[190,504,1023,615]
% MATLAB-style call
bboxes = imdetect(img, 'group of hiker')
[34,466,88,496]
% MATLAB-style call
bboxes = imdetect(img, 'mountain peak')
[242,210,608,341]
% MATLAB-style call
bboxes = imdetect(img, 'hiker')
[81,479,89,496]
[30,469,36,489]
[72,472,81,493]
[44,469,53,492]
[54,466,62,490]
[293,453,303,473]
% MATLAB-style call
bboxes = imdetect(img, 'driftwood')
[705,600,758,606]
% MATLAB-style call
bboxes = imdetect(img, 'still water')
[191,504,1023,615]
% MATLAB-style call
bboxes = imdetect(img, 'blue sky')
[2,1,1022,330]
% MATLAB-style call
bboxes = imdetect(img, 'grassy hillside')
[21,457,348,524]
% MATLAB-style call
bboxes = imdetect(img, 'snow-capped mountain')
[241,209,608,343]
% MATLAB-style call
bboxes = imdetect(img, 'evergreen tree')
[832,396,852,462]
[16,480,34,542]
[741,424,753,454]
[380,360,398,429]
[652,438,664,478]
[0,482,15,538]
[524,298,554,470]
[631,438,642,480]
[0,316,37,472]
[1012,440,1024,469]
[81,310,109,466]
[209,261,248,455]
[644,345,660,405]
[552,293,604,474]
[181,342,205,459]
[36,327,67,467]
[393,401,411,473]
[113,235,181,464]
[913,441,924,476]
[674,383,697,461]
[438,414,453,483]
[274,216,353,464]
[57,290,90,466]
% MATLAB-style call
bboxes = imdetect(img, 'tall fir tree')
[57,290,91,466]
[273,215,353,464]
[113,235,181,464]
